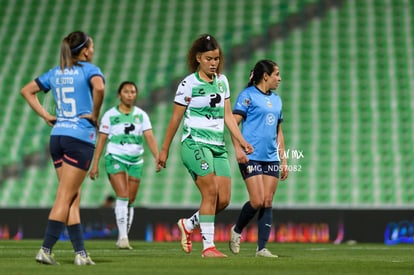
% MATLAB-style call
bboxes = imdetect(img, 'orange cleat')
[201,246,228,258]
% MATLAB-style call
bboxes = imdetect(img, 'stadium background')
[0,0,413,243]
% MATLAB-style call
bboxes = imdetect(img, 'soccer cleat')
[201,246,228,258]
[255,248,278,258]
[177,218,192,253]
[117,237,133,250]
[74,254,96,265]
[229,225,241,254]
[35,248,59,265]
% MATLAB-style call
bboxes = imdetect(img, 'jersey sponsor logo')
[266,113,276,125]
[124,123,135,134]
[54,68,80,75]
[209,93,221,107]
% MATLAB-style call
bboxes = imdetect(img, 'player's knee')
[250,199,264,209]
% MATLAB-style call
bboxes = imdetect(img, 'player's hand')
[280,161,288,181]
[240,140,253,155]
[89,166,99,180]
[157,150,169,170]
[154,156,162,172]
[43,113,56,127]
[79,113,98,128]
[235,147,249,164]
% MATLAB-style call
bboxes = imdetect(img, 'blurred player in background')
[157,34,253,258]
[229,59,288,258]
[89,81,160,249]
[20,31,105,265]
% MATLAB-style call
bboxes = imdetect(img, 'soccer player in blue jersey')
[157,34,253,258]
[229,59,288,258]
[20,31,105,265]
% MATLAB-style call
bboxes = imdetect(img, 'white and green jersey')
[174,72,230,146]
[99,106,152,165]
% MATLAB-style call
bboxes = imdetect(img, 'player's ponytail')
[247,59,278,87]
[59,31,90,71]
[60,38,72,71]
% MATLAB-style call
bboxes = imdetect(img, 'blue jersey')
[35,61,105,144]
[233,86,283,162]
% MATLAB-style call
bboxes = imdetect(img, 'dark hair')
[117,81,138,95]
[247,59,278,87]
[187,34,224,74]
[60,31,91,70]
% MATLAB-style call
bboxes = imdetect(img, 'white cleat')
[229,225,241,254]
[256,248,278,258]
[74,254,96,265]
[117,237,133,250]
[35,248,59,265]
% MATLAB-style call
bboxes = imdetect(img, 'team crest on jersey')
[266,98,273,108]
[243,98,250,107]
[218,82,224,93]
[134,114,142,124]
[200,160,209,170]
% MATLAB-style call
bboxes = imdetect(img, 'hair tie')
[249,70,254,81]
[70,35,89,53]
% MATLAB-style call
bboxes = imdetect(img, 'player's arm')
[224,98,253,156]
[89,132,108,180]
[277,123,288,181]
[158,103,186,168]
[230,114,249,164]
[20,81,56,126]
[143,129,161,172]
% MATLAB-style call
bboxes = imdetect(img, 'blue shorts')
[238,160,280,180]
[49,135,95,171]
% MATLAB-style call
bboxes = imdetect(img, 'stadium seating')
[1,0,413,209]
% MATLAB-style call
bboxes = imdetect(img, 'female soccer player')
[157,34,253,258]
[21,31,105,265]
[229,59,288,258]
[89,81,160,249]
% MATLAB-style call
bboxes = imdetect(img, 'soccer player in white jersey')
[89,81,160,249]
[21,31,105,265]
[157,34,253,258]
[229,60,288,257]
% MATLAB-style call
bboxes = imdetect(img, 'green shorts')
[180,138,231,180]
[105,154,143,179]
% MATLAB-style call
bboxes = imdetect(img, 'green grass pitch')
[0,240,413,274]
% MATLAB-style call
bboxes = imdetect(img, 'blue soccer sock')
[234,201,258,234]
[67,223,87,257]
[257,207,273,250]
[41,220,65,253]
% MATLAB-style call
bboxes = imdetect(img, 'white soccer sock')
[185,211,199,231]
[127,206,134,234]
[200,222,215,250]
[115,198,129,239]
